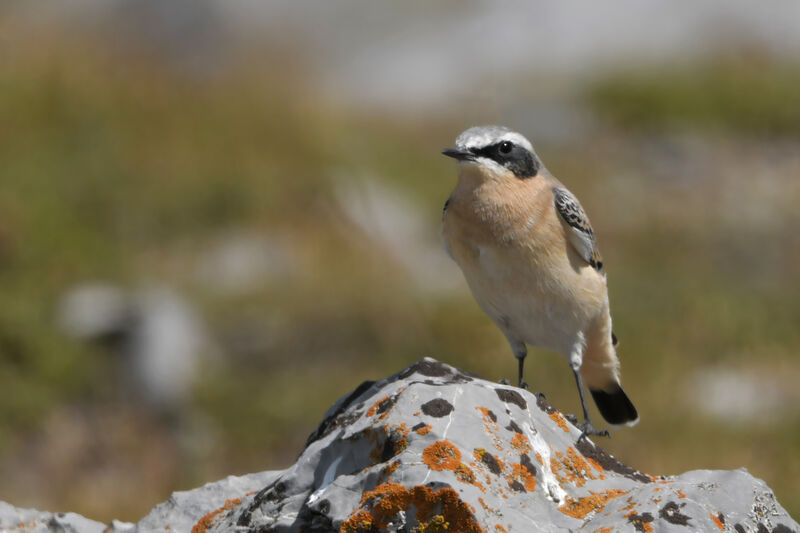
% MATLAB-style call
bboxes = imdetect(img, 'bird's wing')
[553,187,603,271]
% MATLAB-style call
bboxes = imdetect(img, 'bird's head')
[442,126,542,180]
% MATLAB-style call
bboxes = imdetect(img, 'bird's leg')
[571,367,609,440]
[517,358,529,390]
[511,341,529,390]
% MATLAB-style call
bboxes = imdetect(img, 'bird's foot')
[564,413,578,425]
[576,420,610,442]
[517,380,529,390]
[498,378,511,385]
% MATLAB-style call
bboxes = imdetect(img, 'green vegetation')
[587,55,800,135]
[0,40,798,522]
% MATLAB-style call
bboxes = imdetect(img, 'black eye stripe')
[469,141,539,179]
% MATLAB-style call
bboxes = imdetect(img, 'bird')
[441,125,638,437]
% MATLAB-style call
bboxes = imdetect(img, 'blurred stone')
[6,359,795,532]
[688,366,789,425]
[58,283,132,343]
[127,288,208,411]
[57,283,209,413]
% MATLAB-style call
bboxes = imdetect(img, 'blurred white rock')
[58,283,132,341]
[58,283,211,413]
[687,365,791,425]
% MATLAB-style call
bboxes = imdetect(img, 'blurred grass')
[587,54,800,136]
[0,35,798,522]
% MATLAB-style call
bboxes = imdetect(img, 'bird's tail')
[590,386,639,426]
[581,311,638,426]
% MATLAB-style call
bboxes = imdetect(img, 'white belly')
[459,244,599,357]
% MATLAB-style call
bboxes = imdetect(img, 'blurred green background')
[1,0,799,523]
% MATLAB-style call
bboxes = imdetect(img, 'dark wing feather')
[553,187,603,271]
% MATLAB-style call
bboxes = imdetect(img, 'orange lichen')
[413,411,421,416]
[476,407,498,428]
[191,497,242,533]
[597,528,613,533]
[586,456,605,473]
[422,440,462,471]
[508,462,536,492]
[510,432,531,454]
[453,463,471,480]
[677,489,687,498]
[550,446,601,487]
[495,525,508,532]
[558,489,628,519]
[416,424,433,435]
[625,513,654,532]
[473,447,507,476]
[369,423,410,463]
[341,482,484,533]
[711,512,724,530]
[549,412,570,432]
[477,497,493,513]
[535,453,543,465]
[380,460,400,481]
[367,396,390,417]
[620,497,636,512]
[342,510,375,532]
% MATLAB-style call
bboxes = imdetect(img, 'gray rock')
[0,501,106,533]
[207,358,799,533]
[2,359,798,532]
[134,471,279,532]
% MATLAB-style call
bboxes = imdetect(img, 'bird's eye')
[499,141,513,154]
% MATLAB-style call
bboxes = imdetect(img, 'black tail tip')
[590,386,639,426]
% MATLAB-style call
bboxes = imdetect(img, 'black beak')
[442,147,474,161]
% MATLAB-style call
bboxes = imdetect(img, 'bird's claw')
[518,380,529,390]
[498,378,511,385]
[576,420,610,442]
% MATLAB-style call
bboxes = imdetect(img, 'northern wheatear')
[441,125,638,436]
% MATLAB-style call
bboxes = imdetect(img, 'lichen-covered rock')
[134,471,279,532]
[203,358,799,533]
[2,358,798,532]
